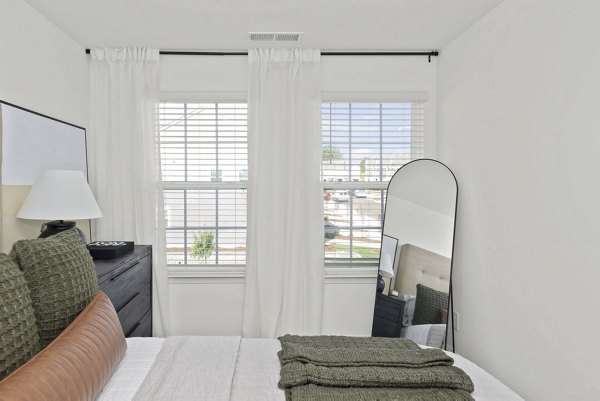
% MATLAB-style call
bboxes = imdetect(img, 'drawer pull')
[125,322,141,337]
[110,260,141,281]
[115,291,141,313]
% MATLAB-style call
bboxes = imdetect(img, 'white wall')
[160,55,248,101]
[0,0,90,250]
[168,273,377,336]
[161,54,436,336]
[437,1,600,399]
[0,0,89,126]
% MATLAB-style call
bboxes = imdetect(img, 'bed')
[96,336,522,401]
[0,291,522,401]
[0,230,523,401]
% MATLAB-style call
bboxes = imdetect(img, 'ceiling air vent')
[248,32,302,42]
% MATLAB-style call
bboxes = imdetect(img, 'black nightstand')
[94,245,152,337]
[372,292,405,337]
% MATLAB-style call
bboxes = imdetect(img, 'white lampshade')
[17,170,102,220]
[379,253,395,278]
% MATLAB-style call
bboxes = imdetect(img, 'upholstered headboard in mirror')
[393,244,451,297]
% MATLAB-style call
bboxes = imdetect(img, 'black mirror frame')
[371,158,458,352]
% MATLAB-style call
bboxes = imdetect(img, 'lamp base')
[39,220,75,237]
[376,274,385,293]
[39,220,86,242]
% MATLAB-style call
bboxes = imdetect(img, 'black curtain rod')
[85,49,439,61]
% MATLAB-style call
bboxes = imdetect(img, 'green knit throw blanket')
[278,335,454,367]
[288,384,474,401]
[278,335,474,401]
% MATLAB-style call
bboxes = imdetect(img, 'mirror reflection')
[372,159,457,350]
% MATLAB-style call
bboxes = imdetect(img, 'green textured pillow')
[0,253,41,379]
[412,284,449,325]
[11,229,99,347]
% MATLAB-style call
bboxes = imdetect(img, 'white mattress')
[98,337,522,401]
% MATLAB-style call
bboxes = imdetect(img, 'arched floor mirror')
[371,159,458,352]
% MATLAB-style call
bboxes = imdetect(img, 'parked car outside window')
[332,191,350,202]
[324,220,340,239]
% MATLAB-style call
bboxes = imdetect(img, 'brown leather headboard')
[0,291,126,401]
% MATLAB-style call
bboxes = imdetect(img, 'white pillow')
[401,324,446,348]
[426,324,447,348]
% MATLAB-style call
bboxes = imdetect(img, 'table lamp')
[377,253,395,293]
[17,169,102,240]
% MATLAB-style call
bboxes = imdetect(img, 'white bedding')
[401,324,447,348]
[98,337,522,401]
[132,336,241,401]
[97,338,164,401]
[230,338,283,401]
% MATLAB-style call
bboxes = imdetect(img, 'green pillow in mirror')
[412,283,449,325]
[10,229,99,347]
[0,253,41,379]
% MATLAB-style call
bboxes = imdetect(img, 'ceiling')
[24,0,505,50]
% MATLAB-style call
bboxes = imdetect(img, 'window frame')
[162,92,429,278]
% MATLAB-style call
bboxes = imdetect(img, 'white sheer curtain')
[89,48,169,337]
[243,48,324,338]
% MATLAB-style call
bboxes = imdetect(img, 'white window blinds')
[321,102,424,183]
[159,103,248,266]
[321,102,425,267]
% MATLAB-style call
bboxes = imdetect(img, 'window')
[321,102,425,267]
[159,101,423,268]
[159,103,248,266]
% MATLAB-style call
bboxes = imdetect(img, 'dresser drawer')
[95,246,152,283]
[127,309,152,337]
[372,315,403,337]
[100,255,151,312]
[372,293,405,337]
[93,245,153,339]
[374,295,405,321]
[117,282,151,337]
[374,305,403,322]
